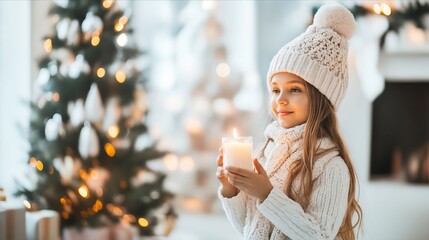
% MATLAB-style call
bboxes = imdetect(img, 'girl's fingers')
[225,171,247,184]
[216,167,221,177]
[216,167,225,178]
[225,166,251,178]
[216,154,223,167]
[253,159,267,175]
[228,178,246,190]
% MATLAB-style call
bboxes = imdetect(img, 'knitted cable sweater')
[218,121,350,240]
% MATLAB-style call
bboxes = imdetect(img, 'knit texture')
[219,121,350,240]
[266,3,356,110]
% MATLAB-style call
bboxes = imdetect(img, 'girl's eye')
[290,87,302,93]
[272,89,280,94]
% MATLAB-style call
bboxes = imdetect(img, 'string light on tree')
[23,200,32,209]
[97,67,105,78]
[92,200,103,212]
[107,204,123,217]
[104,143,116,157]
[30,157,37,168]
[123,214,136,223]
[44,38,52,52]
[79,170,88,181]
[115,22,125,32]
[53,92,60,102]
[78,185,89,198]
[114,16,129,32]
[115,70,126,83]
[117,33,128,47]
[102,0,114,9]
[114,22,125,32]
[59,197,68,206]
[138,217,149,227]
[36,161,44,171]
[380,3,391,16]
[119,16,128,25]
[373,2,391,16]
[373,3,381,14]
[91,35,100,46]
[108,125,120,138]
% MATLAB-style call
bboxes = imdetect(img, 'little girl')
[216,3,362,240]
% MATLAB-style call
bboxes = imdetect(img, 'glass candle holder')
[222,136,253,170]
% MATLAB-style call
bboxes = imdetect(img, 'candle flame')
[233,128,238,138]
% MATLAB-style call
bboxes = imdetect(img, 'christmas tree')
[15,0,175,236]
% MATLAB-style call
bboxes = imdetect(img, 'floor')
[167,213,243,240]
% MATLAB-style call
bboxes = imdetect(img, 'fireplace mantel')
[379,48,429,81]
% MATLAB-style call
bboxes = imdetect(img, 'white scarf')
[247,121,338,240]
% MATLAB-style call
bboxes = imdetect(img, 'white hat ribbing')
[267,3,356,110]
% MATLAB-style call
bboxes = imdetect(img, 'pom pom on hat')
[266,3,356,110]
[313,3,356,40]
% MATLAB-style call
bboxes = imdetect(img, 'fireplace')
[370,81,429,183]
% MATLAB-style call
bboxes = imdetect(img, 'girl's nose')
[277,93,288,105]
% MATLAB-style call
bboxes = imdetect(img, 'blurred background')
[0,0,428,240]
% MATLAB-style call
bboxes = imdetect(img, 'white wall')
[0,1,32,202]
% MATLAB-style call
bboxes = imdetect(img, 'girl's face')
[269,72,309,128]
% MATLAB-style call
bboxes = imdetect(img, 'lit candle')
[222,128,253,170]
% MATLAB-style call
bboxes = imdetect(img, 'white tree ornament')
[56,18,71,40]
[37,68,50,86]
[78,121,100,159]
[103,97,121,132]
[85,83,104,124]
[66,20,80,46]
[69,54,90,79]
[68,99,85,127]
[45,113,66,141]
[81,12,103,35]
[53,156,75,184]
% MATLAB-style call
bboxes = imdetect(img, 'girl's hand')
[216,148,238,198]
[225,159,273,202]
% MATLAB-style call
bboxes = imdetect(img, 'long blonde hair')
[259,83,362,239]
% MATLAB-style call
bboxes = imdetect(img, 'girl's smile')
[277,110,293,117]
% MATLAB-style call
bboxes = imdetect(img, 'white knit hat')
[267,3,356,110]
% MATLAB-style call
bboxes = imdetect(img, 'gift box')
[111,222,139,240]
[63,226,110,240]
[0,203,26,240]
[26,210,60,240]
